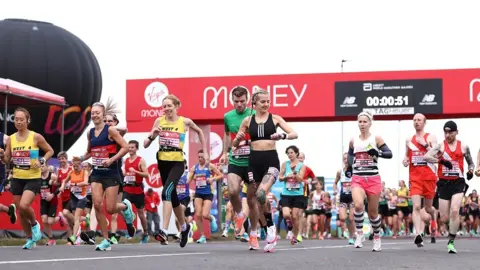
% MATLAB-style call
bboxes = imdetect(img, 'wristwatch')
[39,157,46,165]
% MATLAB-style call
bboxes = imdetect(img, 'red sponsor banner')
[126,68,480,132]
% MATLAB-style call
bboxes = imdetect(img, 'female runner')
[143,94,208,248]
[346,111,392,252]
[233,89,298,252]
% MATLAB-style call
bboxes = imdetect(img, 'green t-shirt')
[224,108,253,167]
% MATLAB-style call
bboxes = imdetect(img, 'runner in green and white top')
[220,86,254,236]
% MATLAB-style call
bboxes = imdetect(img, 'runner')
[176,160,195,244]
[298,152,316,240]
[56,151,75,243]
[104,112,128,244]
[402,113,438,247]
[278,145,306,245]
[219,86,253,236]
[0,132,16,224]
[424,120,475,254]
[0,107,54,249]
[80,101,135,251]
[233,89,298,252]
[187,149,222,243]
[39,163,65,246]
[347,111,392,251]
[333,152,355,245]
[144,94,208,248]
[309,181,327,239]
[122,140,149,244]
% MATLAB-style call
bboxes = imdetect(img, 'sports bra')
[249,113,277,142]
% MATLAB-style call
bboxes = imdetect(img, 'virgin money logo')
[203,84,307,109]
[469,78,480,102]
[210,132,223,161]
[146,164,162,188]
[144,82,169,108]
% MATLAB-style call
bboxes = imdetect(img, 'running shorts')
[91,174,122,190]
[340,193,353,207]
[10,178,41,196]
[378,204,388,216]
[436,178,466,200]
[180,197,192,217]
[228,164,249,181]
[351,175,381,195]
[123,192,145,209]
[70,195,88,210]
[40,200,57,217]
[248,150,280,184]
[409,179,437,199]
[311,209,326,216]
[62,199,73,212]
[397,206,411,216]
[280,195,305,209]
[195,193,214,201]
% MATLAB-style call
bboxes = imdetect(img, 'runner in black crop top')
[249,113,277,142]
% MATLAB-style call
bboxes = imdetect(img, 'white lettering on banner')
[203,84,307,109]
[0,112,14,123]
[141,109,163,118]
[469,78,480,102]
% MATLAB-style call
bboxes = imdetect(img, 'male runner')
[424,120,475,254]
[298,152,316,240]
[402,113,437,247]
[219,86,253,234]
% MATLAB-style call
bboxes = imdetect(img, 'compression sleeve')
[378,144,393,159]
[347,147,354,166]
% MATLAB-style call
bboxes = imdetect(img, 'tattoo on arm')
[464,146,475,171]
[424,143,441,163]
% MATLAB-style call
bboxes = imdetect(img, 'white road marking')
[0,252,211,265]
[274,240,447,252]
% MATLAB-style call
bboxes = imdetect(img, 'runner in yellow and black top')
[0,107,54,250]
[397,180,411,235]
[144,94,208,248]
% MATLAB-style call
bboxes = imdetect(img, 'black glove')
[367,148,379,158]
[345,166,353,178]
[466,170,474,180]
[440,159,453,170]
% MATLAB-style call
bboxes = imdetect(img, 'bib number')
[71,185,82,194]
[232,145,250,158]
[342,182,352,194]
[354,152,374,167]
[40,188,49,200]
[124,173,136,185]
[412,151,427,166]
[177,184,187,194]
[159,131,181,148]
[442,160,461,177]
[196,176,207,188]
[91,148,109,168]
[12,150,31,170]
[286,178,300,190]
[86,185,92,194]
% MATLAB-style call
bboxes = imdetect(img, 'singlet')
[339,168,352,195]
[388,195,397,210]
[437,140,464,180]
[397,187,409,207]
[193,163,212,195]
[312,190,324,210]
[58,165,72,202]
[0,132,5,186]
[224,108,253,167]
[352,134,379,176]
[282,160,304,196]
[10,131,41,179]
[177,170,190,201]
[249,113,277,142]
[157,116,186,162]
[407,133,437,181]
[379,189,387,205]
[470,196,478,210]
[89,125,119,177]
[40,172,57,202]
[123,156,144,195]
[70,169,87,199]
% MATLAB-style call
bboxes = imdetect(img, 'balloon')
[0,18,102,154]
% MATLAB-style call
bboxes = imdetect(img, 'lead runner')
[219,86,253,236]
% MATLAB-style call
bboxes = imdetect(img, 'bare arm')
[116,127,128,136]
[209,163,223,181]
[186,166,195,184]
[232,117,250,148]
[296,165,306,182]
[81,132,92,161]
[35,133,54,162]
[462,144,475,172]
[222,131,231,157]
[144,118,160,149]
[133,158,149,178]
[424,143,443,163]
[275,115,298,140]
[333,170,341,193]
[2,136,10,164]
[108,126,129,163]
[79,169,90,186]
[184,118,208,157]
[278,162,287,181]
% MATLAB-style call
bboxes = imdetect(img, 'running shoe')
[197,235,207,244]
[179,223,191,248]
[22,238,36,250]
[140,234,149,244]
[154,229,168,245]
[354,232,365,248]
[264,226,278,253]
[372,235,382,252]
[8,204,17,224]
[67,235,76,245]
[447,240,457,254]
[210,215,218,232]
[95,238,112,251]
[414,234,424,248]
[31,221,42,242]
[80,231,95,245]
[348,238,354,245]
[45,239,56,246]
[234,212,246,235]
[240,232,249,242]
[249,235,259,250]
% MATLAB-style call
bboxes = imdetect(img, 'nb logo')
[422,94,435,103]
[343,97,356,105]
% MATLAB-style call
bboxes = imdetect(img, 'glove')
[345,166,353,178]
[367,148,379,158]
[440,159,453,170]
[466,169,473,180]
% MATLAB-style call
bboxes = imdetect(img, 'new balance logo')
[343,97,356,104]
[420,94,437,105]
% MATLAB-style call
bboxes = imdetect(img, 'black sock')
[448,233,456,243]
[409,222,414,233]
[262,226,268,233]
[264,213,274,227]
[243,218,249,233]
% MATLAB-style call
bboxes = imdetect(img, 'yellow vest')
[10,131,41,179]
[156,116,185,162]
[397,187,409,207]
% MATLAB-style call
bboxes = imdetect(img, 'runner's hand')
[475,169,480,177]
[345,166,353,178]
[235,131,246,141]
[32,160,41,169]
[270,133,283,140]
[402,157,409,167]
[440,159,453,170]
[219,153,227,164]
[367,148,379,158]
[0,148,4,158]
[153,126,161,136]
[102,159,113,167]
[466,169,474,180]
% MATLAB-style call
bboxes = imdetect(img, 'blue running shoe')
[122,199,134,224]
[22,238,36,250]
[31,221,42,242]
[210,215,218,232]
[95,239,112,251]
[140,234,149,244]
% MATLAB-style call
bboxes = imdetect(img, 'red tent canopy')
[0,78,67,150]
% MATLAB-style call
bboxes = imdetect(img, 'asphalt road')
[0,237,478,270]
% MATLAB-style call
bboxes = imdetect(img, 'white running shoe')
[264,225,278,253]
[372,235,382,252]
[354,232,365,248]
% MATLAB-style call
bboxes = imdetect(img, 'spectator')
[145,188,161,235]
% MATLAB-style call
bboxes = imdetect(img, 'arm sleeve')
[379,144,393,159]
[347,147,354,166]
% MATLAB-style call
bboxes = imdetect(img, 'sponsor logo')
[340,96,357,108]
[419,94,437,106]
[209,132,223,161]
[363,107,414,115]
[144,82,169,108]
[146,164,162,188]
[470,78,480,102]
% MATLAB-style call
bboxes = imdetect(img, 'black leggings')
[158,160,185,208]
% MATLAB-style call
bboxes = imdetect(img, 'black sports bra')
[249,113,277,142]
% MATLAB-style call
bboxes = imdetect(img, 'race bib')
[397,197,406,203]
[354,152,374,167]
[71,185,82,194]
[196,176,207,187]
[411,151,427,166]
[388,201,396,209]
[177,184,187,194]
[313,200,323,210]
[342,182,352,193]
[159,131,181,148]
[124,173,136,184]
[91,148,109,167]
[232,145,250,158]
[12,150,31,169]
[40,188,49,199]
[442,160,461,177]
[86,185,92,194]
[286,177,300,190]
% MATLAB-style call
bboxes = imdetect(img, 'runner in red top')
[122,140,149,243]
[57,151,74,242]
[402,113,438,247]
[424,120,475,254]
[298,152,316,239]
